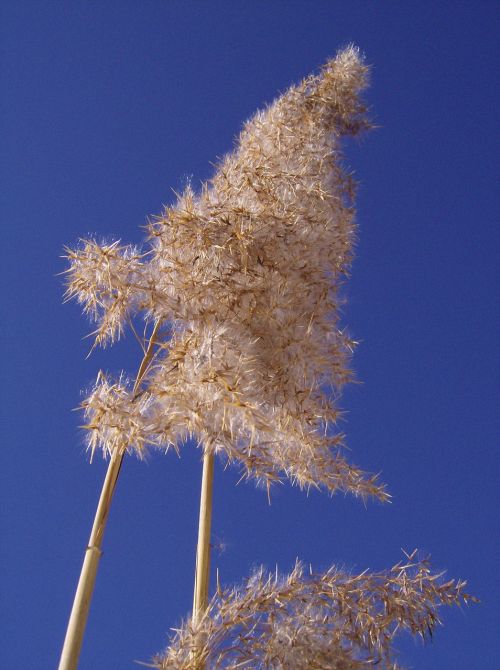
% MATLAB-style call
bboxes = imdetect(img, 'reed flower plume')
[153,551,474,670]
[64,46,387,500]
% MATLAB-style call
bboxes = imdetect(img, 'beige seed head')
[153,551,475,669]
[65,46,387,501]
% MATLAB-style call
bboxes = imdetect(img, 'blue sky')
[1,2,499,668]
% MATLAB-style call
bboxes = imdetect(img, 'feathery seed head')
[153,552,474,669]
[64,47,386,500]
[63,239,145,346]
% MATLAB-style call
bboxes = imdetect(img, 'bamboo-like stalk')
[58,448,123,670]
[191,449,215,668]
[58,321,161,670]
[193,450,214,620]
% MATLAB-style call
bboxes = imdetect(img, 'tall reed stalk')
[193,451,214,621]
[191,450,215,669]
[58,321,161,670]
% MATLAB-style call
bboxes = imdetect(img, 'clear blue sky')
[1,2,498,668]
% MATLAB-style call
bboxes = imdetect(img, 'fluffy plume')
[63,240,145,346]
[153,551,474,670]
[64,46,387,500]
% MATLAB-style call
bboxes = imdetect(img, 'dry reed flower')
[153,551,474,670]
[81,372,157,461]
[63,240,145,347]
[64,46,388,500]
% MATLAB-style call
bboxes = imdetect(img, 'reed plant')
[59,46,473,670]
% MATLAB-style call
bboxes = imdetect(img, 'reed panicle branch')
[154,552,476,670]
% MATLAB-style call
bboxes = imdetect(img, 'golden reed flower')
[64,46,387,500]
[153,551,475,669]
